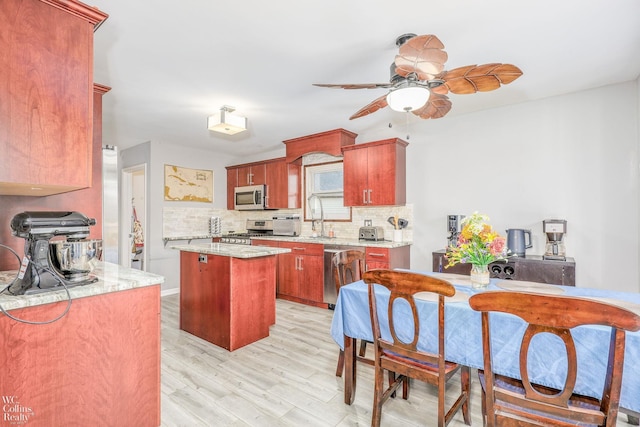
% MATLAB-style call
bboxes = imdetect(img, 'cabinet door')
[297,255,324,303]
[265,159,288,209]
[366,143,401,206]
[237,164,266,186]
[277,252,298,297]
[0,0,106,196]
[366,247,389,270]
[343,147,369,206]
[226,167,238,209]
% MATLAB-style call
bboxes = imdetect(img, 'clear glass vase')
[470,264,490,289]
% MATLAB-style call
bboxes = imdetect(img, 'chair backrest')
[469,291,640,426]
[332,250,365,295]
[362,269,456,365]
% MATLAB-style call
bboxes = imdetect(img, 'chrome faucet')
[307,194,324,238]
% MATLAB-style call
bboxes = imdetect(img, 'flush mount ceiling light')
[386,82,431,112]
[207,105,247,135]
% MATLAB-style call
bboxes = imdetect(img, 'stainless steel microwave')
[234,184,266,210]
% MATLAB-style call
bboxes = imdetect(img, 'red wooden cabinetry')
[180,250,277,350]
[342,138,408,206]
[276,241,324,306]
[226,157,300,209]
[365,246,411,270]
[0,0,107,196]
[0,285,161,426]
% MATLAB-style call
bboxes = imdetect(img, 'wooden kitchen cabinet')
[431,250,576,286]
[365,246,411,270]
[0,285,161,426]
[237,164,266,186]
[0,0,108,196]
[265,158,301,209]
[180,250,277,350]
[277,241,324,306]
[342,138,408,207]
[226,157,300,209]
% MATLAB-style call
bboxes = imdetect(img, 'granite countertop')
[252,235,412,248]
[0,261,164,311]
[171,242,291,258]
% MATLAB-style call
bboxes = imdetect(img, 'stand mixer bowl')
[49,239,102,280]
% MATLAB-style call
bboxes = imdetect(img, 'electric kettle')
[506,229,532,257]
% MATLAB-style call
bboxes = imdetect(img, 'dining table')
[330,269,640,421]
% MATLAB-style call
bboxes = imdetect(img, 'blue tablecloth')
[330,270,640,413]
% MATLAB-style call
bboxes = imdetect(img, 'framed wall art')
[164,165,213,202]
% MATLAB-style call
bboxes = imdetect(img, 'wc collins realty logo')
[2,396,34,425]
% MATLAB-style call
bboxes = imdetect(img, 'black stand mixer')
[8,211,101,295]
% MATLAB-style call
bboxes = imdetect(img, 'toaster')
[359,226,385,241]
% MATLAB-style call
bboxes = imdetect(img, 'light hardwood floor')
[160,294,634,427]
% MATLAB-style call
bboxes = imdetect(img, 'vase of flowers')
[445,212,507,289]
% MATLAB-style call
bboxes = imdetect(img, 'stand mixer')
[8,211,102,295]
[543,219,567,261]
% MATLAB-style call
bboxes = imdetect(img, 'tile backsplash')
[163,205,413,242]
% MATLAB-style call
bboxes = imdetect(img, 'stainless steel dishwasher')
[323,244,365,309]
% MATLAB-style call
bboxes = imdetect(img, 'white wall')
[122,141,235,293]
[408,81,639,292]
[122,81,640,294]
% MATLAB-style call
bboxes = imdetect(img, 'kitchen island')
[172,243,291,351]
[0,262,163,427]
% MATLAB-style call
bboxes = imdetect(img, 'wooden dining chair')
[468,291,640,427]
[332,250,374,377]
[363,269,471,427]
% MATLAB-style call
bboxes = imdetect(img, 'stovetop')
[220,231,273,245]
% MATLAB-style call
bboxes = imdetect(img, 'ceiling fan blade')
[313,83,393,90]
[349,94,389,120]
[412,93,452,119]
[395,34,448,81]
[437,63,523,94]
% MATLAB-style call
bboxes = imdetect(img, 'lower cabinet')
[277,241,324,306]
[432,250,576,286]
[252,239,325,307]
[365,246,411,270]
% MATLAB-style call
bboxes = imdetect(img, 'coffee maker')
[447,215,465,247]
[8,211,101,295]
[543,219,567,261]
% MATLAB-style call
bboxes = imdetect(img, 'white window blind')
[305,162,350,221]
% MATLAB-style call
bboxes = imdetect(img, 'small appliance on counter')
[506,228,533,257]
[543,219,567,260]
[447,214,465,247]
[359,226,384,241]
[272,214,301,236]
[8,211,102,295]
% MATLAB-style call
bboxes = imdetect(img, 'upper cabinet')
[226,157,300,209]
[342,138,408,207]
[0,0,108,196]
[236,164,266,187]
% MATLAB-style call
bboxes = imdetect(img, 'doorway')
[120,164,147,270]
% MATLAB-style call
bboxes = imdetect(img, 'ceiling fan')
[313,33,523,120]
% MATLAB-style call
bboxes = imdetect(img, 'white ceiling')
[90,0,640,160]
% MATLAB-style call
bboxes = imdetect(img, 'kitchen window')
[304,161,350,221]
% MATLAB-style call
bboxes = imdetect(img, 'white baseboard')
[161,288,180,297]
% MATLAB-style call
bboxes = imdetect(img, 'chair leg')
[359,339,368,357]
[336,349,344,377]
[461,366,471,425]
[371,365,385,427]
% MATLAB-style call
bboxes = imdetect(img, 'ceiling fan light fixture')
[386,86,430,112]
[208,105,247,135]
